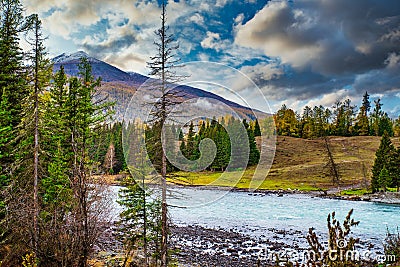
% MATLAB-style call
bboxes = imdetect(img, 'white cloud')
[200,31,224,51]
[234,1,322,70]
[234,13,244,24]
[385,53,400,69]
[189,13,204,25]
[215,0,228,8]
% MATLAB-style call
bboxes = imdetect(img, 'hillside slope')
[267,135,400,189]
[174,136,400,191]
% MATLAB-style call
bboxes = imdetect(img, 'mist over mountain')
[52,52,267,121]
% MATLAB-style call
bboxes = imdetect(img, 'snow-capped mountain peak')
[52,51,100,64]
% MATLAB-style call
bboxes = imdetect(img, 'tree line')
[0,1,114,265]
[275,92,400,138]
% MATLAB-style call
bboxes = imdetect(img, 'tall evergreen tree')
[62,57,112,266]
[361,91,371,115]
[379,113,394,137]
[378,167,390,192]
[254,119,261,137]
[371,131,395,192]
[355,106,370,136]
[0,0,28,244]
[354,91,370,136]
[25,14,52,256]
[371,99,383,136]
[394,116,400,137]
[184,121,196,160]
[247,127,260,166]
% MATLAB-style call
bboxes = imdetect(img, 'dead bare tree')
[146,1,186,265]
[323,136,340,185]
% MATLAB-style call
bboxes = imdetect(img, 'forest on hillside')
[274,92,400,138]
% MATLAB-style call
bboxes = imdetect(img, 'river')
[110,186,400,252]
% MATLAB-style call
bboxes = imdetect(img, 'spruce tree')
[185,121,196,160]
[25,14,53,256]
[387,148,400,192]
[371,131,395,192]
[355,91,370,136]
[379,113,394,137]
[0,0,28,243]
[254,119,261,137]
[378,167,390,192]
[355,106,369,136]
[247,127,260,166]
[63,57,112,266]
[371,99,383,136]
[394,116,400,137]
[118,176,162,266]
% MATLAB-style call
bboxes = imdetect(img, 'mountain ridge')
[52,52,267,121]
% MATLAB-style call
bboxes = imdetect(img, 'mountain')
[53,51,148,84]
[52,52,267,121]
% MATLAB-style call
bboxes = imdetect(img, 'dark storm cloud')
[82,34,138,58]
[235,0,400,76]
[248,66,354,102]
[234,0,400,107]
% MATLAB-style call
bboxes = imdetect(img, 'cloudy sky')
[22,0,400,115]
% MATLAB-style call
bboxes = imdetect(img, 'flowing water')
[111,186,400,252]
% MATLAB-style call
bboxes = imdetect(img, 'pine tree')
[371,131,395,192]
[184,121,196,160]
[387,148,400,192]
[118,176,162,266]
[254,119,262,137]
[379,113,393,137]
[25,14,53,256]
[1,13,52,262]
[0,0,28,244]
[300,106,313,138]
[64,57,112,266]
[42,66,71,208]
[378,167,390,192]
[354,91,370,136]
[247,127,260,166]
[211,123,230,171]
[355,106,369,136]
[371,99,383,136]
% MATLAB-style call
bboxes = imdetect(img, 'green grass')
[340,188,369,196]
[170,168,321,191]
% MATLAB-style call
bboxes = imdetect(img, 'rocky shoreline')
[170,224,380,267]
[170,225,290,267]
[93,222,383,266]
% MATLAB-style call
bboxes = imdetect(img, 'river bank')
[167,183,400,205]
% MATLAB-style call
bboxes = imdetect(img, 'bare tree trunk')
[324,136,340,185]
[143,174,148,267]
[161,149,168,267]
